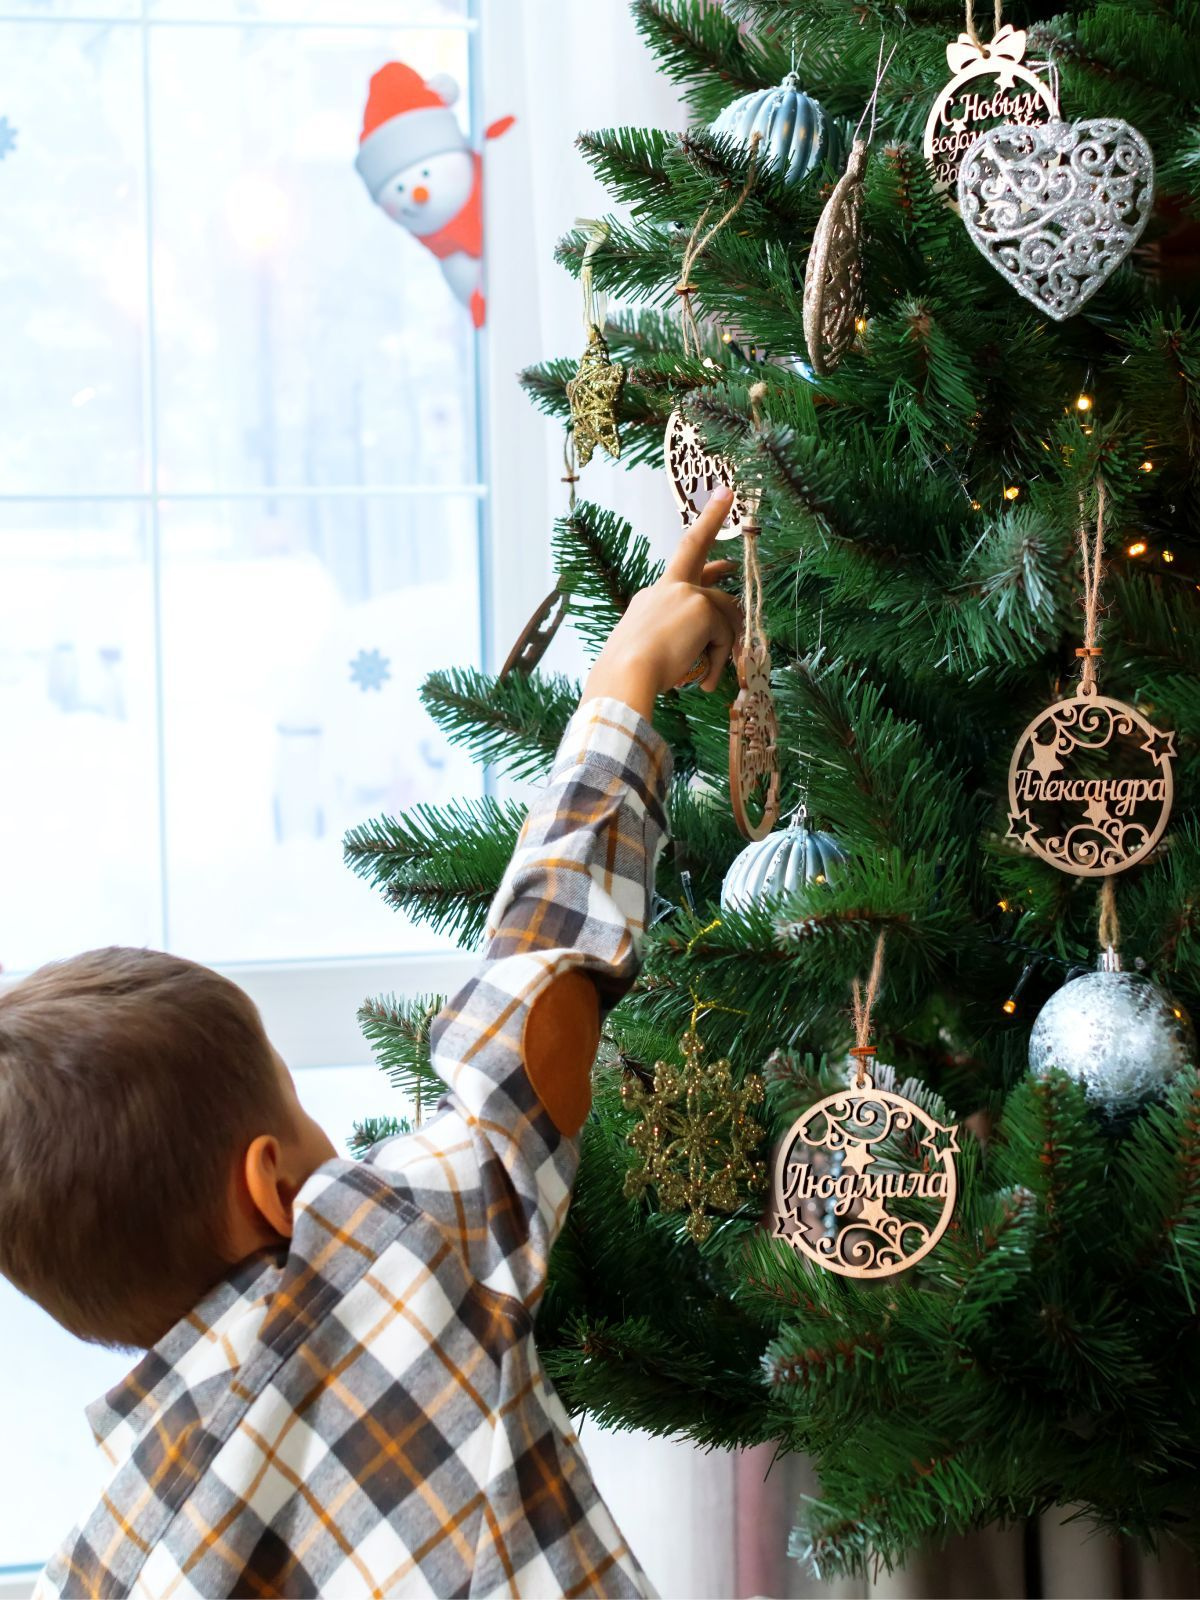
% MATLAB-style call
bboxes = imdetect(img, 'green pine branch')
[421,666,577,782]
[343,795,524,945]
[631,0,782,120]
[358,990,447,1105]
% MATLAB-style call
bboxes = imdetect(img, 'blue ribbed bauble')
[710,72,842,188]
[720,813,846,913]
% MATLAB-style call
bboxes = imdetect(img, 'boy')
[4,491,740,1599]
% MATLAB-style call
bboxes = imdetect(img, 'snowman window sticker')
[355,62,514,328]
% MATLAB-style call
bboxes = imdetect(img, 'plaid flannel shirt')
[36,696,672,1600]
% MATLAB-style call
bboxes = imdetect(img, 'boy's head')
[0,948,336,1350]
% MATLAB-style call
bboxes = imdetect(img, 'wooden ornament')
[499,588,568,679]
[664,408,750,542]
[772,1057,960,1278]
[922,24,1059,202]
[730,640,780,842]
[729,501,780,844]
[1007,685,1175,876]
[803,139,867,376]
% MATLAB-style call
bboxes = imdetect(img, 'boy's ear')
[243,1135,295,1239]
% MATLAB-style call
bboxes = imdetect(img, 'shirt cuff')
[551,695,674,806]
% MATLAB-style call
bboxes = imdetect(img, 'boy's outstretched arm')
[414,488,741,1307]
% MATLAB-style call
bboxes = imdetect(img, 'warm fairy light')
[722,330,733,343]
[998,898,1011,911]
[1174,1007,1184,1019]
[1076,393,1093,412]
[1127,539,1148,557]
[855,316,868,333]
[1002,998,1017,1015]
[814,873,826,884]
[1003,485,1020,500]
[1140,460,1155,473]
[1082,426,1093,436]
[1162,548,1175,563]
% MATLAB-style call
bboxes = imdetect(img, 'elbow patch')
[521,969,601,1137]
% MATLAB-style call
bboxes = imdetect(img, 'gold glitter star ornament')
[565,322,626,468]
[621,1028,767,1242]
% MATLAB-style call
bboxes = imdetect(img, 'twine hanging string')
[738,380,771,664]
[850,933,887,1088]
[562,430,579,513]
[964,0,1004,47]
[676,131,762,360]
[1098,878,1121,957]
[1077,475,1108,696]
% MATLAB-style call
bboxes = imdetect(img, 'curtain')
[479,5,1200,1596]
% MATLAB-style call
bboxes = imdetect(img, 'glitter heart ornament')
[957,118,1155,321]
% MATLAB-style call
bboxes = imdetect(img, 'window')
[0,0,494,1575]
[0,0,485,978]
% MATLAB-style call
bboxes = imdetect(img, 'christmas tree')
[343,0,1200,1578]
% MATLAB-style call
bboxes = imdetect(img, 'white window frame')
[0,0,556,1066]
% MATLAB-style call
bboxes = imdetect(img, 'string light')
[855,316,868,333]
[1140,460,1155,473]
[1127,539,1148,557]
[1002,959,1040,1017]
[1075,393,1093,412]
[1003,485,1020,501]
[970,499,982,510]
[997,898,1011,911]
[1162,549,1175,563]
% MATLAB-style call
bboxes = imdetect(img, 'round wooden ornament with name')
[664,409,750,542]
[1006,677,1175,877]
[772,1047,960,1279]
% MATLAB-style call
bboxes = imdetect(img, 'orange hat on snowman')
[354,63,466,200]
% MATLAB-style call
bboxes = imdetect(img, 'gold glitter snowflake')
[621,1028,767,1242]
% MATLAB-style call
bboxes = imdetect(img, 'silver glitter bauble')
[1028,953,1195,1114]
[957,118,1155,322]
[710,73,842,189]
[720,810,846,913]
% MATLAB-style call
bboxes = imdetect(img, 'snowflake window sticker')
[349,648,391,692]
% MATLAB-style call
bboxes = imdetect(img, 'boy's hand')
[579,488,743,721]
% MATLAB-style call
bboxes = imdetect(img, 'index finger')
[664,487,735,582]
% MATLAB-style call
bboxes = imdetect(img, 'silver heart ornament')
[957,118,1155,321]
